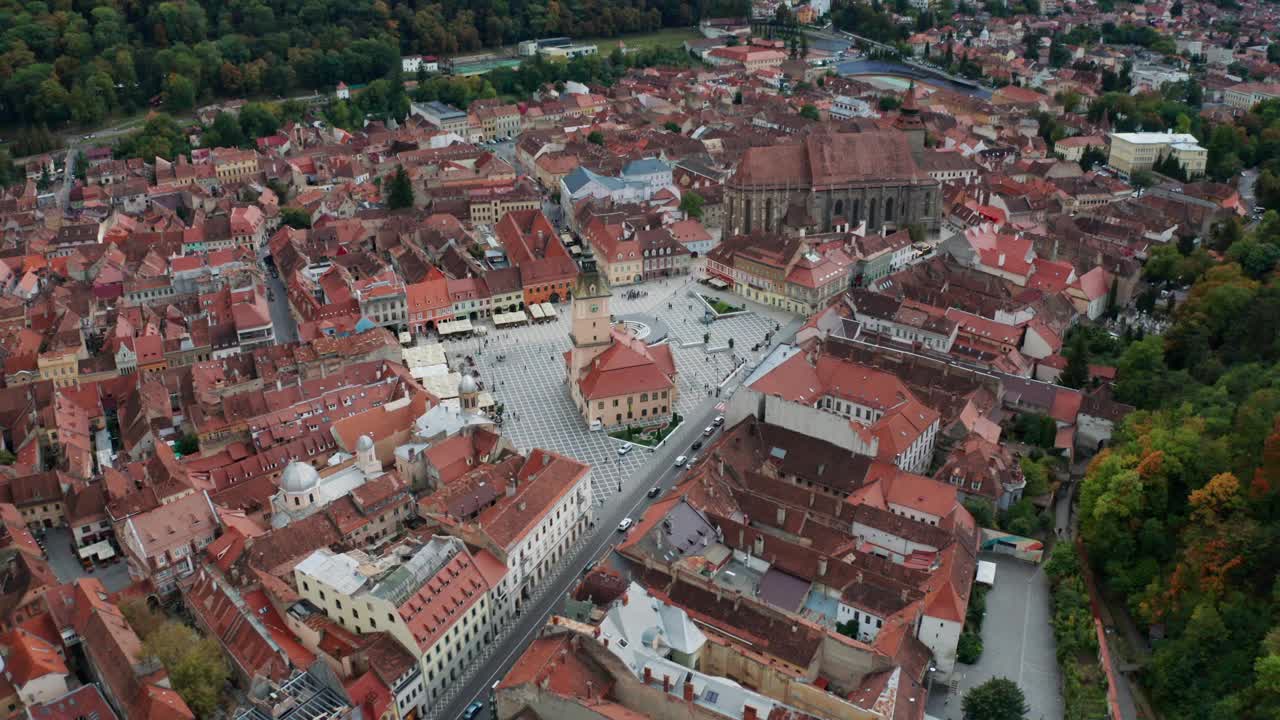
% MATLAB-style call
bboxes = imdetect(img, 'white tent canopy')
[976,560,997,586]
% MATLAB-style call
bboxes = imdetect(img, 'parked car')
[674,455,688,467]
[647,485,662,498]
[713,415,725,426]
[463,702,486,720]
[617,444,632,456]
[617,518,634,533]
[691,440,703,451]
[703,425,715,436]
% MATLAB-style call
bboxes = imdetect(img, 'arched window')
[885,197,895,223]
[834,199,845,218]
[868,200,878,229]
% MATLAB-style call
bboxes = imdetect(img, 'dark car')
[691,440,703,451]
[463,701,485,720]
[647,485,662,498]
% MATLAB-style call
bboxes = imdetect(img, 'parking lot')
[926,554,1063,720]
[434,273,790,508]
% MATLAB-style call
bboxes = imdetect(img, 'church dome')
[280,461,320,494]
[356,435,374,452]
[458,373,479,395]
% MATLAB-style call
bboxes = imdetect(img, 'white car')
[617,518,633,532]
[617,444,632,456]
[674,455,688,467]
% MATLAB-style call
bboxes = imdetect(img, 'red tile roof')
[475,449,589,549]
[399,546,490,653]
[3,628,68,686]
[498,634,612,697]
[27,685,118,720]
[576,329,676,401]
[183,569,291,683]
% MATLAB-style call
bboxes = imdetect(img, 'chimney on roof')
[734,591,742,611]
[644,667,653,685]
[818,556,828,577]
[663,675,671,693]
[744,706,758,720]
[901,588,909,603]
[683,681,695,702]
[776,507,786,526]
[857,571,864,583]
[506,477,517,497]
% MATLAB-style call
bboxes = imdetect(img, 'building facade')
[725,131,941,236]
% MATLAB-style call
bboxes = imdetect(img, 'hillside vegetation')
[0,0,745,127]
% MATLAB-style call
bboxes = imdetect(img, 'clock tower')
[567,257,613,387]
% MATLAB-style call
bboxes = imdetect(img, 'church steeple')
[894,80,926,163]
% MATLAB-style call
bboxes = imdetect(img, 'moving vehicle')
[713,415,725,426]
[703,426,715,436]
[647,485,662,498]
[617,518,633,533]
[463,702,485,720]
[691,440,703,451]
[674,455,688,467]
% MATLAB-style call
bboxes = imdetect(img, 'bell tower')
[568,257,613,384]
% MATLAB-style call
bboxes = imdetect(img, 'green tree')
[1060,330,1091,388]
[143,622,229,718]
[1020,456,1051,497]
[680,190,705,220]
[238,102,279,140]
[963,677,1028,720]
[1079,144,1108,171]
[173,434,199,456]
[203,111,246,148]
[587,130,604,145]
[164,73,197,112]
[280,207,312,229]
[957,631,984,663]
[964,498,996,528]
[664,121,681,133]
[386,165,415,209]
[798,104,820,120]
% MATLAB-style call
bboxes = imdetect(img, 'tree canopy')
[962,677,1029,720]
[0,0,736,128]
[1083,229,1280,719]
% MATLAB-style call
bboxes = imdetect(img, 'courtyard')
[430,271,793,508]
[926,554,1063,720]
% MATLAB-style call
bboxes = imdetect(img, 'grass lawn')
[609,413,683,447]
[700,294,744,315]
[580,27,701,54]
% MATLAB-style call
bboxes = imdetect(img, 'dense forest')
[1079,214,1280,718]
[0,0,745,128]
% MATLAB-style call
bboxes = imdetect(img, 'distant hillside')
[0,0,746,127]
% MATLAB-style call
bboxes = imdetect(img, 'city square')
[429,272,794,507]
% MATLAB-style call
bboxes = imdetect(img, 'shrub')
[958,631,984,664]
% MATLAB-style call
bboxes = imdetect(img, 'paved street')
[265,269,299,343]
[926,554,1063,720]
[428,276,801,720]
